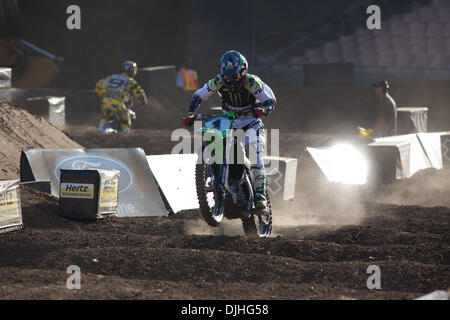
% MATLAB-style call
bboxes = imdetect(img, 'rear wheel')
[242,191,272,238]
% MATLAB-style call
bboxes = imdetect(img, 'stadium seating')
[290,0,450,81]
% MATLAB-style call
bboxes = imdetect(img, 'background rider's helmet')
[122,60,138,77]
[219,50,248,89]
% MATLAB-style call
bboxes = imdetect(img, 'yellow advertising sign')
[60,183,94,199]
[0,190,19,212]
[0,190,20,222]
[98,178,118,208]
[0,180,22,232]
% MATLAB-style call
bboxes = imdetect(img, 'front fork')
[213,129,255,219]
[213,164,227,219]
[213,131,232,219]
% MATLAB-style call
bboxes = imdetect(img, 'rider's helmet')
[219,50,248,89]
[122,60,138,77]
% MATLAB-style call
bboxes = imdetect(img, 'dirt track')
[0,119,448,300]
[0,185,448,300]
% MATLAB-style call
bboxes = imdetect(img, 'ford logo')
[53,154,133,194]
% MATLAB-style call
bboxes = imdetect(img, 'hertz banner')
[60,183,95,199]
[0,180,23,234]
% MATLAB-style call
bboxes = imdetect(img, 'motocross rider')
[182,50,277,217]
[95,60,148,132]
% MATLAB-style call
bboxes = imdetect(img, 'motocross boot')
[119,117,132,133]
[255,191,270,225]
[255,190,267,209]
[253,168,270,225]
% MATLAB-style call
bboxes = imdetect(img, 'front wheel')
[195,163,222,227]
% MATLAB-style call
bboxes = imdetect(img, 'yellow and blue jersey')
[96,72,148,105]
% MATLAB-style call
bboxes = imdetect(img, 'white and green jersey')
[189,73,276,129]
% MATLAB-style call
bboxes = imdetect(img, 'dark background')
[15,0,191,89]
[6,0,431,88]
[1,0,448,134]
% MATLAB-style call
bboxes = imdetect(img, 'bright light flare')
[327,144,368,185]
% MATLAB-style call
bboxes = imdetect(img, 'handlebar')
[182,112,233,127]
[182,104,267,127]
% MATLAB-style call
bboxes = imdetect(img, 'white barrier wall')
[0,68,12,88]
[147,154,298,213]
[306,132,448,185]
[442,133,450,168]
[147,154,199,214]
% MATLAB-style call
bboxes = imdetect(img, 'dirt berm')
[0,103,81,180]
[0,104,448,300]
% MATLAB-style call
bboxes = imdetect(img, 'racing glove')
[254,107,266,118]
[358,127,374,139]
[255,99,276,118]
[182,112,195,127]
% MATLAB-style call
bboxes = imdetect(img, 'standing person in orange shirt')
[176,56,200,91]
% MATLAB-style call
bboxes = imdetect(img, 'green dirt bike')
[192,111,272,238]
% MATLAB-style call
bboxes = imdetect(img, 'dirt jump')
[0,104,448,300]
